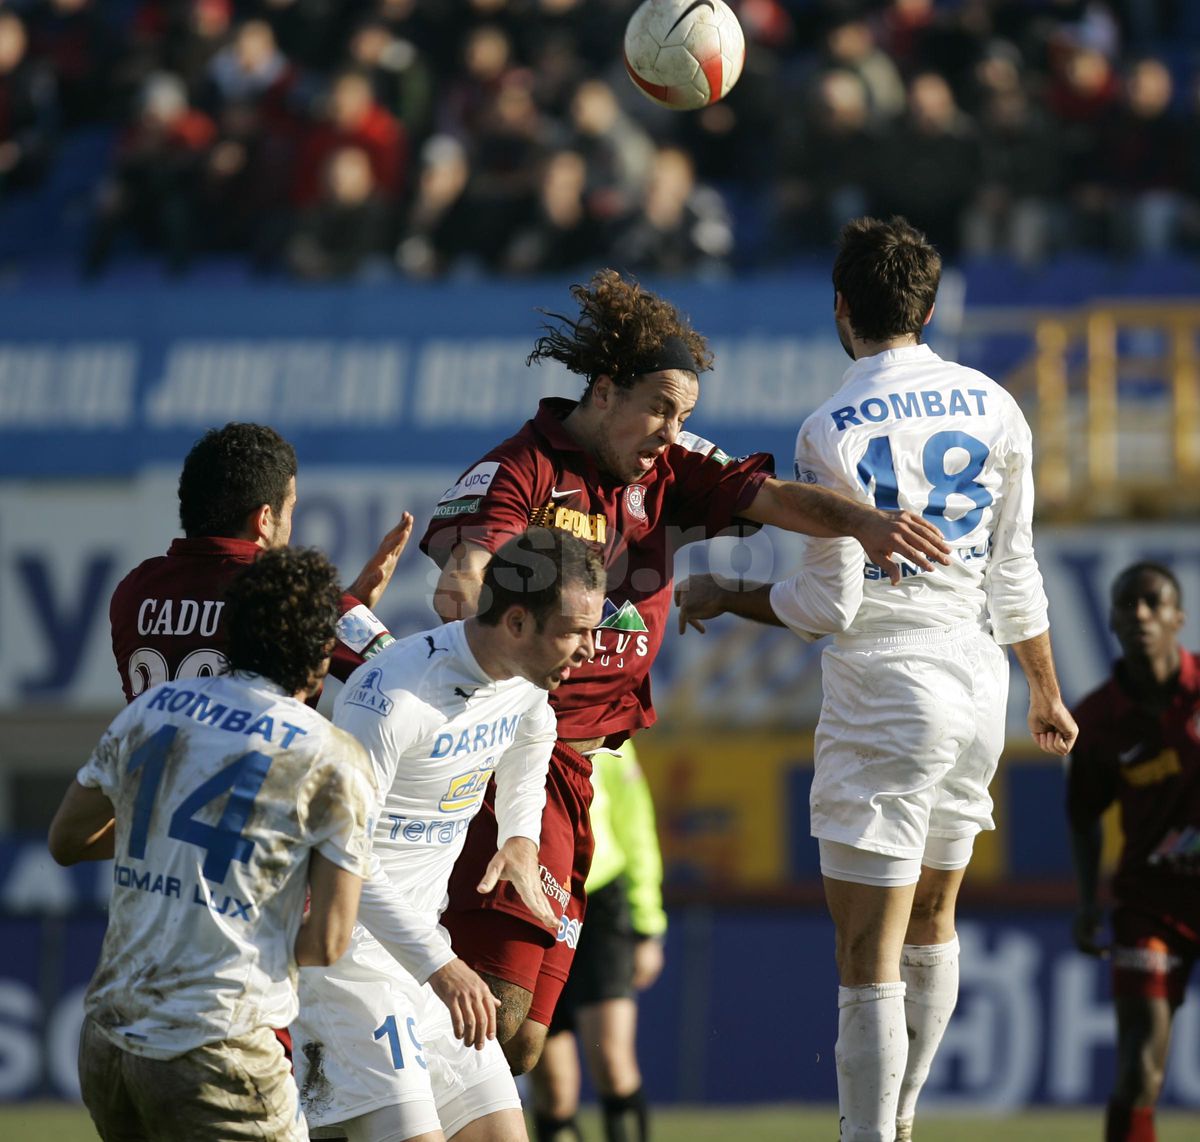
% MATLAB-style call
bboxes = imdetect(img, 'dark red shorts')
[442,740,596,1026]
[1111,904,1200,1007]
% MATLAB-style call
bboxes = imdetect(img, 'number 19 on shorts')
[374,1014,427,1070]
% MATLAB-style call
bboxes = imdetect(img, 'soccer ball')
[623,0,746,111]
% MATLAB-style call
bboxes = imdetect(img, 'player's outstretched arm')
[675,574,782,634]
[742,478,951,585]
[48,781,116,865]
[296,851,364,967]
[346,512,414,609]
[1011,630,1079,755]
[431,540,492,622]
[427,958,502,1051]
[477,836,559,930]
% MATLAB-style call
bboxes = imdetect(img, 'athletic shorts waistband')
[832,621,986,650]
[552,739,594,777]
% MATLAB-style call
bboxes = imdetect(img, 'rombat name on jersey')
[830,388,991,431]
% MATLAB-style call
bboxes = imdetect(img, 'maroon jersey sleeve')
[664,433,774,537]
[1065,687,1119,829]
[420,438,549,565]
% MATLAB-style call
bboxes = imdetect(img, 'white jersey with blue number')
[333,620,555,982]
[769,343,1049,644]
[76,672,376,1059]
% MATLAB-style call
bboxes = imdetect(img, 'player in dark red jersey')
[421,269,952,1074]
[110,422,407,702]
[1067,562,1200,1142]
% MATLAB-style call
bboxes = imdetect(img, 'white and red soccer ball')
[624,0,746,111]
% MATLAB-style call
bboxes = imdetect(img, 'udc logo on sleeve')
[556,914,582,948]
[437,462,500,505]
[624,484,647,521]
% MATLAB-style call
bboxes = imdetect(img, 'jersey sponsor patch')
[344,668,393,717]
[432,497,482,519]
[439,763,496,813]
[597,598,648,633]
[677,430,730,464]
[336,605,391,656]
[438,462,500,505]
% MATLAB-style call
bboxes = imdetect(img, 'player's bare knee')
[502,1021,548,1076]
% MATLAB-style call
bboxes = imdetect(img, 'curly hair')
[526,269,713,396]
[832,216,941,343]
[223,547,341,696]
[179,423,297,539]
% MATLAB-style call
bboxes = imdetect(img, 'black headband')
[632,334,704,376]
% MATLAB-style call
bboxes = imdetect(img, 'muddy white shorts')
[811,623,1008,860]
[293,933,518,1138]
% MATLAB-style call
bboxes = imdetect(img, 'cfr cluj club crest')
[624,484,647,521]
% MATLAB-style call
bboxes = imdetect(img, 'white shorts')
[811,623,1008,861]
[293,933,519,1137]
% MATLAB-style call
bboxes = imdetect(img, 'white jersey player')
[295,529,605,1142]
[49,547,377,1142]
[676,217,1078,1142]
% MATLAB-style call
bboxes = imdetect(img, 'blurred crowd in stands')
[0,0,1198,280]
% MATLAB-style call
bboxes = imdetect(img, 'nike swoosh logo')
[668,0,715,37]
[549,487,580,500]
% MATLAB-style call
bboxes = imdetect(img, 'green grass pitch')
[3,1103,1197,1141]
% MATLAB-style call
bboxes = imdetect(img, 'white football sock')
[835,981,908,1142]
[896,936,960,1127]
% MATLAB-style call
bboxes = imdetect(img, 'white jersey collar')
[227,671,290,697]
[444,620,497,687]
[841,342,937,385]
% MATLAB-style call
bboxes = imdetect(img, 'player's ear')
[503,605,528,641]
[834,292,850,319]
[923,303,936,327]
[246,502,273,546]
[591,375,615,408]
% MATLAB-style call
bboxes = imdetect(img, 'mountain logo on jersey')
[597,599,648,633]
[440,762,497,813]
[344,668,393,717]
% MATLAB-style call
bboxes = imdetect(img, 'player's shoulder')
[337,628,448,718]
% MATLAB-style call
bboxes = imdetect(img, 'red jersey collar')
[166,536,262,561]
[1113,646,1200,706]
[532,397,587,452]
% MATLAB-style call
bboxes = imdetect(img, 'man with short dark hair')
[295,529,605,1142]
[109,419,408,700]
[111,421,407,704]
[49,547,378,1142]
[422,267,952,1080]
[1068,561,1200,1142]
[677,216,1077,1141]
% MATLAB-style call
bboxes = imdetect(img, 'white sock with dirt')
[835,981,908,1141]
[895,936,960,1133]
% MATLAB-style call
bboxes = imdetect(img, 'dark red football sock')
[1105,1101,1156,1142]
